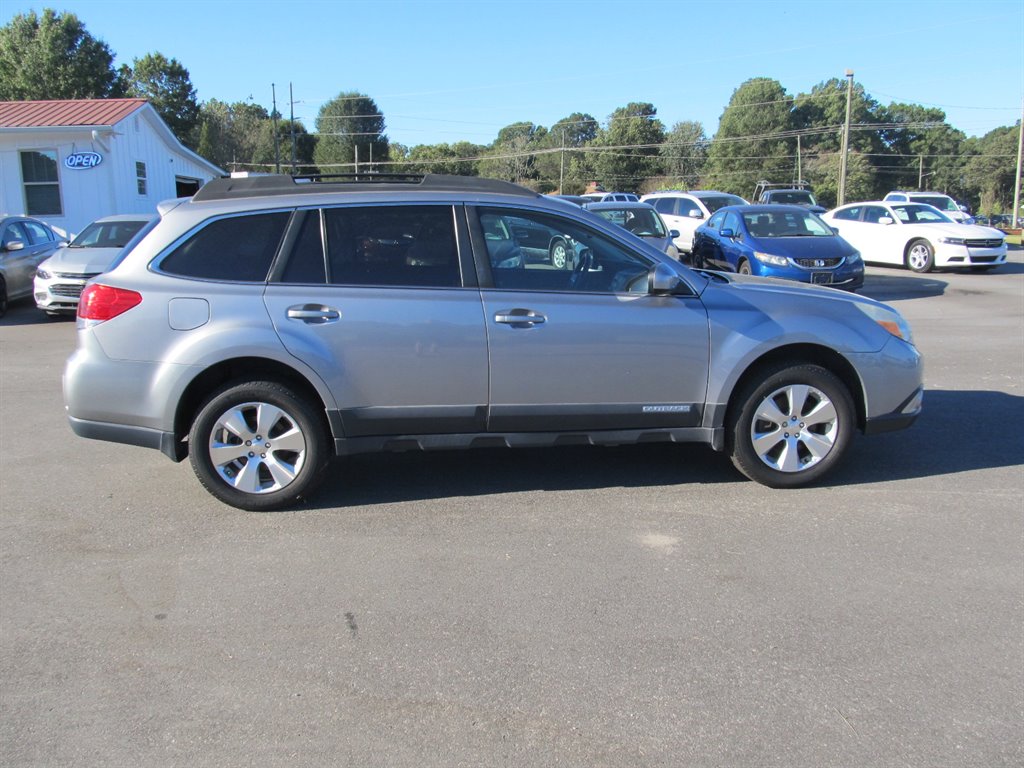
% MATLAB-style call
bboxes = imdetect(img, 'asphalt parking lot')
[1,253,1022,767]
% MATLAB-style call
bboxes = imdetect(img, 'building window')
[136,161,147,195]
[21,150,62,216]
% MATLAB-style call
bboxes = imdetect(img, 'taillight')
[78,283,142,321]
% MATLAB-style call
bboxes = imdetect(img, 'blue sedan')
[691,204,864,291]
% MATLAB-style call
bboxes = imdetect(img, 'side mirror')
[3,240,25,252]
[720,228,736,239]
[878,217,894,226]
[669,230,680,239]
[830,226,839,235]
[688,210,704,219]
[959,204,969,213]
[648,263,682,295]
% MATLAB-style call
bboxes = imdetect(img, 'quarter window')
[20,150,62,216]
[160,212,289,281]
[831,207,862,222]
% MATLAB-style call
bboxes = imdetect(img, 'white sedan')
[823,201,1007,273]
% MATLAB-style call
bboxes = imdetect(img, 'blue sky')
[8,0,1023,145]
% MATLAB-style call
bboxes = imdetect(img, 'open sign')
[65,152,103,169]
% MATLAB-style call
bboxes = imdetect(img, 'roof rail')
[191,173,539,202]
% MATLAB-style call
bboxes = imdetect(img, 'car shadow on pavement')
[0,300,72,326]
[837,389,1024,485]
[313,441,738,508]
[859,272,948,302]
[307,390,1023,508]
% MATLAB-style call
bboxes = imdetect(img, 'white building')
[0,99,223,235]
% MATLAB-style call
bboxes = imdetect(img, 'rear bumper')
[67,415,183,460]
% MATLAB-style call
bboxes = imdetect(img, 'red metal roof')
[0,99,148,128]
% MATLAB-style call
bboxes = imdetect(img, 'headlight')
[753,250,788,267]
[856,302,914,345]
[938,236,965,245]
[36,268,51,280]
[847,250,862,262]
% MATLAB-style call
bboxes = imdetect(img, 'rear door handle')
[286,304,341,324]
[494,308,546,328]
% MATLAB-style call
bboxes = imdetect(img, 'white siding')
[0,105,221,235]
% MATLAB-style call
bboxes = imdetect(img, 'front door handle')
[286,304,341,324]
[494,308,546,328]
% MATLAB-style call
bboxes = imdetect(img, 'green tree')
[592,103,665,193]
[479,122,546,182]
[0,9,122,100]
[533,113,599,191]
[659,120,707,188]
[254,119,317,174]
[877,102,965,199]
[705,78,794,196]
[792,78,886,201]
[194,99,270,171]
[402,142,483,176]
[314,92,389,172]
[962,124,1021,215]
[120,52,200,146]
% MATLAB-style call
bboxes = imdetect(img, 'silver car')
[0,215,66,317]
[64,174,923,511]
[35,214,155,315]
[584,201,681,260]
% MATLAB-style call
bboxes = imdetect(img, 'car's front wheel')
[905,239,935,273]
[189,380,328,511]
[0,277,7,318]
[737,260,752,275]
[728,364,854,487]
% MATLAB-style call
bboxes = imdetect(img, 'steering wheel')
[568,247,594,290]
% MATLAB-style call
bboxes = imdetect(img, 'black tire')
[549,238,570,270]
[0,277,7,318]
[727,363,854,488]
[188,380,329,511]
[737,260,752,275]
[904,239,935,273]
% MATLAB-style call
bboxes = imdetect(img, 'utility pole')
[559,129,565,193]
[1014,96,1023,227]
[918,155,924,190]
[289,83,297,176]
[837,69,854,206]
[796,134,802,185]
[271,84,280,174]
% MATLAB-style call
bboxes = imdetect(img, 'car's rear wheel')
[905,239,935,273]
[189,380,328,511]
[728,364,854,488]
[0,277,7,318]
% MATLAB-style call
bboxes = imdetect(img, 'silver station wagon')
[64,175,923,510]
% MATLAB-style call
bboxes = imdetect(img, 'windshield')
[771,191,817,206]
[909,195,958,212]
[70,219,149,248]
[743,209,833,238]
[699,195,746,213]
[889,204,953,224]
[593,207,667,238]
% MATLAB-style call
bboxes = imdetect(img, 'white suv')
[883,191,972,224]
[640,191,748,255]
